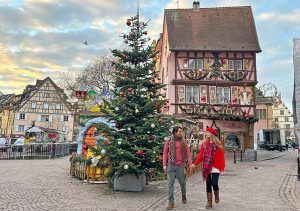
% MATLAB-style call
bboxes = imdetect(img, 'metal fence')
[0,143,75,159]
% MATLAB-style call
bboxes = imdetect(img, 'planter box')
[114,174,145,192]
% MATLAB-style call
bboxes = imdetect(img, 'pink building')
[157,3,261,150]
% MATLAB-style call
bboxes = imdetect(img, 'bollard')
[297,155,300,181]
[234,149,236,164]
[240,150,243,162]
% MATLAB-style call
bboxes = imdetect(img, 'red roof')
[164,6,261,52]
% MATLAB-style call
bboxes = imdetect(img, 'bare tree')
[58,51,116,101]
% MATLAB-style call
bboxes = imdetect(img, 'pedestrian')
[191,127,225,209]
[163,125,192,210]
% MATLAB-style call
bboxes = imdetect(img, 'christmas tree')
[100,14,173,181]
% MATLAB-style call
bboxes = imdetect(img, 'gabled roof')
[0,94,15,107]
[164,6,261,52]
[18,77,72,111]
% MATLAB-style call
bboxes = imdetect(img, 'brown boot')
[214,191,219,203]
[182,195,187,204]
[206,192,213,209]
[166,201,174,210]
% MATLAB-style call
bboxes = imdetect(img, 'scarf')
[169,135,187,163]
[202,140,216,181]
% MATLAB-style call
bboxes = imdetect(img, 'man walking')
[163,125,192,210]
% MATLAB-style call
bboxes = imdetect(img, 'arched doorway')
[225,134,241,149]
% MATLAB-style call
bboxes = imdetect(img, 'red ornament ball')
[126,19,131,26]
[137,150,143,157]
[154,103,159,109]
[121,53,126,60]
[127,87,133,93]
[149,135,155,141]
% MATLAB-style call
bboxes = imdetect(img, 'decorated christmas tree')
[100,13,173,181]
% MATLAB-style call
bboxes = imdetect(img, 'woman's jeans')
[167,163,186,202]
[206,173,220,192]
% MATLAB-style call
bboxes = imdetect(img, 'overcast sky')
[0,0,299,111]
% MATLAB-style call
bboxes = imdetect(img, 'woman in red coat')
[191,127,225,209]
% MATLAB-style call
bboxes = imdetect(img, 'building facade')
[273,101,295,140]
[0,77,74,141]
[158,3,261,150]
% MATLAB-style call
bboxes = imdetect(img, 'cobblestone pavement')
[0,150,299,211]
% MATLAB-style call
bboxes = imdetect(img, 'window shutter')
[200,85,207,103]
[60,115,64,122]
[208,86,216,104]
[15,125,19,132]
[68,115,71,122]
[178,85,185,103]
[37,115,41,122]
[15,113,20,120]
[49,116,53,122]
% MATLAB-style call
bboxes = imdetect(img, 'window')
[56,103,61,110]
[44,93,50,98]
[196,59,203,69]
[216,87,230,104]
[188,59,195,69]
[32,102,36,108]
[285,124,290,129]
[19,113,26,120]
[18,125,25,132]
[236,60,243,70]
[274,118,278,122]
[285,117,289,122]
[256,109,267,119]
[62,126,69,134]
[63,116,69,122]
[43,102,49,109]
[280,110,284,115]
[41,115,49,122]
[186,86,199,103]
[228,60,234,70]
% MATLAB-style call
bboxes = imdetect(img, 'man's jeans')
[167,163,186,202]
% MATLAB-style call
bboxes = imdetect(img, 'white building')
[272,101,294,141]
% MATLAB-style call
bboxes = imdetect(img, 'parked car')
[12,138,25,152]
[0,137,7,152]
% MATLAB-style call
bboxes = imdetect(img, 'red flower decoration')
[201,96,206,102]
[157,109,162,113]
[227,103,232,108]
[83,145,88,151]
[154,103,159,108]
[232,98,238,104]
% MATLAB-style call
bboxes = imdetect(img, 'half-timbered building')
[158,3,261,149]
[0,77,74,141]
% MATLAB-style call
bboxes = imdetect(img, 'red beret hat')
[206,127,217,136]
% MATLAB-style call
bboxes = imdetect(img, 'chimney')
[193,1,200,11]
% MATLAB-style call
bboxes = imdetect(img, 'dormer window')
[196,59,204,69]
[236,60,243,70]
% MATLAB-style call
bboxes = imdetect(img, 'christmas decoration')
[137,150,144,157]
[100,13,174,181]
[209,53,224,79]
